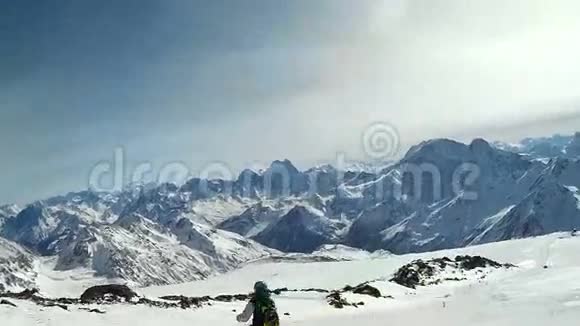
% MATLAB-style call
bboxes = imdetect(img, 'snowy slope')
[145,233,573,298]
[3,233,580,326]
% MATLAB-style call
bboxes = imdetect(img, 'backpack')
[256,299,279,326]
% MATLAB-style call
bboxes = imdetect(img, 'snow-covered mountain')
[0,237,36,292]
[335,160,395,174]
[217,201,291,237]
[227,137,577,255]
[1,134,579,290]
[467,179,580,244]
[493,131,580,159]
[253,205,345,253]
[0,204,20,229]
[0,204,20,217]
[0,194,274,287]
[334,138,548,253]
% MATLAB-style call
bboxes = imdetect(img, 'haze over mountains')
[1,132,579,289]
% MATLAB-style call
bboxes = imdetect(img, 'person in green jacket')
[236,281,279,326]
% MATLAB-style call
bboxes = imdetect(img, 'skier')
[572,228,577,237]
[236,281,280,326]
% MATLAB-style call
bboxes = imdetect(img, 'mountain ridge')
[1,134,579,289]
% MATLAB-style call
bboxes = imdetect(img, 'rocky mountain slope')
[0,194,274,287]
[0,237,36,292]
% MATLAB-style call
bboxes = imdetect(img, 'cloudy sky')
[2,0,580,204]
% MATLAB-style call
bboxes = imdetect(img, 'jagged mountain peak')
[267,159,300,175]
[305,164,337,174]
[253,204,342,253]
[404,138,468,161]
[285,205,320,218]
[1,203,51,251]
[9,202,45,224]
[469,138,493,153]
[405,137,522,165]
[237,168,261,180]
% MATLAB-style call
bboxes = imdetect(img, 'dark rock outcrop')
[391,255,513,289]
[326,291,349,309]
[0,281,391,312]
[0,299,17,307]
[0,289,80,309]
[455,255,502,270]
[390,260,436,289]
[80,284,138,303]
[350,284,382,298]
[43,302,68,310]
[2,288,39,300]
[326,291,364,309]
[213,294,251,302]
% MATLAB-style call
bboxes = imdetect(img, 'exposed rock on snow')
[0,299,17,307]
[0,288,79,311]
[390,255,513,289]
[3,234,580,326]
[346,284,382,298]
[326,291,368,309]
[79,307,106,314]
[80,284,138,303]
